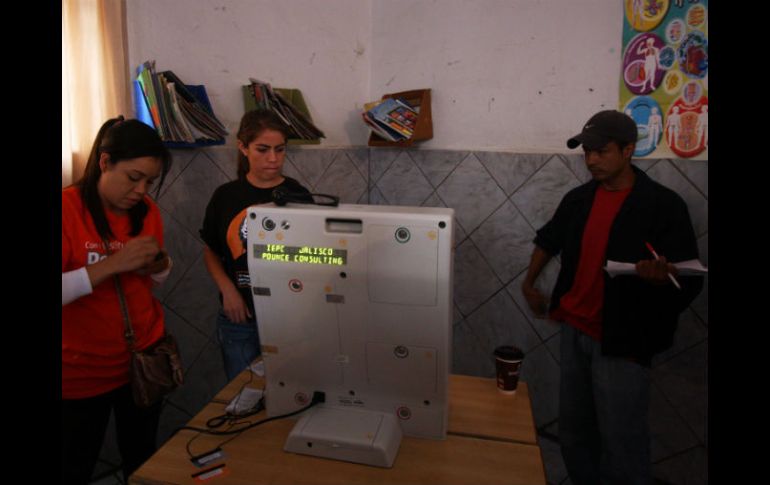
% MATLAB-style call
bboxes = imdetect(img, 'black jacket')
[534,166,703,363]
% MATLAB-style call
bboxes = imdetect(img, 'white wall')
[126,0,372,146]
[371,0,622,152]
[126,0,624,152]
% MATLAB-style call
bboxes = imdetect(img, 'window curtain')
[62,0,130,187]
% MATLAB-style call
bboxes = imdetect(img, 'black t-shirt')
[200,177,311,321]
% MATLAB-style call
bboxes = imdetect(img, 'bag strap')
[103,238,137,351]
[113,274,137,351]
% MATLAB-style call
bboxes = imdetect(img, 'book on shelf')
[161,70,219,118]
[245,80,271,112]
[133,61,227,147]
[367,89,432,147]
[164,79,195,143]
[156,73,181,142]
[243,78,325,142]
[362,97,419,141]
[362,111,403,142]
[136,62,166,140]
[176,85,228,140]
[152,68,174,141]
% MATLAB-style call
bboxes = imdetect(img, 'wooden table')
[448,374,537,445]
[130,372,545,485]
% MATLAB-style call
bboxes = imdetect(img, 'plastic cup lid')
[494,345,524,360]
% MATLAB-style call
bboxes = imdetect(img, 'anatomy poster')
[620,0,708,159]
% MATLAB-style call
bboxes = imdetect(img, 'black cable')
[272,188,339,207]
[206,396,265,428]
[185,429,204,459]
[184,374,263,457]
[186,415,255,459]
[218,359,258,409]
[180,392,325,459]
[185,403,263,459]
[180,397,321,436]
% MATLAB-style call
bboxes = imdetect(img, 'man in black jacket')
[521,110,702,485]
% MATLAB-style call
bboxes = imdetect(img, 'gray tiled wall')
[98,146,707,485]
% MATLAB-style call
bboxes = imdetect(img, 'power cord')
[206,395,266,429]
[184,367,263,458]
[180,391,326,459]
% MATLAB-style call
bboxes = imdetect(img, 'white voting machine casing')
[284,406,402,468]
[246,203,454,467]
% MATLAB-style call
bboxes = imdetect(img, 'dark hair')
[236,110,292,180]
[75,116,172,241]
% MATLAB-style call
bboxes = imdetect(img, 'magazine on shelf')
[245,78,325,141]
[156,74,182,142]
[363,97,418,140]
[165,81,195,143]
[134,61,227,146]
[136,61,166,140]
[362,111,405,142]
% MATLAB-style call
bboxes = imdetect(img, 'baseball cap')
[566,110,638,150]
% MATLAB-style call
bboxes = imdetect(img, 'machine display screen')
[253,244,347,266]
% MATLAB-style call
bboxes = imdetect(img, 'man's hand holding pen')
[637,241,682,289]
[635,255,678,285]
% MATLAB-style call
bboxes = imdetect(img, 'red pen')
[644,241,681,290]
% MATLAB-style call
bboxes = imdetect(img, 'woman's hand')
[136,249,170,276]
[86,236,161,288]
[221,285,253,323]
[108,236,161,274]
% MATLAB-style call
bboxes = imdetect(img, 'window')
[61,0,130,187]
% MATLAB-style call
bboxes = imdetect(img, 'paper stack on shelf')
[244,78,325,141]
[134,61,227,147]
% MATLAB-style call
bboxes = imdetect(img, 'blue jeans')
[216,311,261,381]
[559,324,651,485]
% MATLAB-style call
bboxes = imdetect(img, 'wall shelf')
[368,89,433,147]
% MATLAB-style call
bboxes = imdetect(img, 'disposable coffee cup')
[494,346,524,394]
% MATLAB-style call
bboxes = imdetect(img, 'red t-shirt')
[551,186,631,340]
[61,187,166,399]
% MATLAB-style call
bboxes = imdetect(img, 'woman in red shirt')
[62,117,172,485]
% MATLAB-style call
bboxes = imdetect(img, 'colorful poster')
[620,0,708,160]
